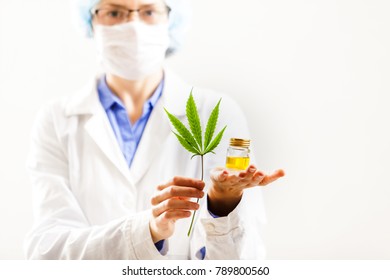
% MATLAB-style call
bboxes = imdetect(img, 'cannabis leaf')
[164,90,227,236]
[165,91,225,158]
[164,108,200,153]
[205,126,226,154]
[204,99,221,150]
[186,90,203,150]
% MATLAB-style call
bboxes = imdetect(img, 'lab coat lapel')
[129,69,191,185]
[65,78,133,185]
[84,110,132,183]
[128,101,170,184]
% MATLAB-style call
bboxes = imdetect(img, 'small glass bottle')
[226,138,251,170]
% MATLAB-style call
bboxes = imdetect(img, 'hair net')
[71,0,192,55]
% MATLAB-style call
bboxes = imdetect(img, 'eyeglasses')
[92,4,171,26]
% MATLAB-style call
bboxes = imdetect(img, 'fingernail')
[249,168,256,172]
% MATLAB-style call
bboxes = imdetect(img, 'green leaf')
[172,132,200,155]
[186,90,203,151]
[204,99,221,150]
[164,90,229,238]
[164,108,200,152]
[204,125,227,154]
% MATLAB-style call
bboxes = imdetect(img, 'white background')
[0,0,389,259]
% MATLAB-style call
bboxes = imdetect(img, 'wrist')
[208,181,243,201]
[207,183,243,216]
[149,220,163,243]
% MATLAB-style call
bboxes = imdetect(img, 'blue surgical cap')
[72,0,192,54]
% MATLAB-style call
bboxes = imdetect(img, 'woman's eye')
[107,10,123,18]
[143,9,155,16]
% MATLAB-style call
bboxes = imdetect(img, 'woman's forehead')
[98,0,165,7]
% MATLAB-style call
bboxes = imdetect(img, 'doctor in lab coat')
[25,0,284,259]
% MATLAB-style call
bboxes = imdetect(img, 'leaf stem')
[187,155,204,237]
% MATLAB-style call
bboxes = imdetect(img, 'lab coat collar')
[160,68,192,116]
[64,77,102,117]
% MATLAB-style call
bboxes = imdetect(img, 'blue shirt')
[98,75,164,167]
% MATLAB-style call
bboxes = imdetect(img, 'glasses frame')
[91,4,171,25]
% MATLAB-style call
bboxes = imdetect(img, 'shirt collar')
[147,78,164,110]
[97,76,123,111]
[97,75,164,112]
[65,69,189,117]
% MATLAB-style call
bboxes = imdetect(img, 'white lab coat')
[25,69,267,260]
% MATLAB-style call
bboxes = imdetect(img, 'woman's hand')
[149,176,205,243]
[208,165,285,216]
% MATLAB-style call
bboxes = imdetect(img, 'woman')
[25,0,284,259]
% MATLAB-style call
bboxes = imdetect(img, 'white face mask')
[94,22,170,81]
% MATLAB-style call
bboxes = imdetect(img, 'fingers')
[259,169,285,186]
[210,168,228,182]
[239,165,263,181]
[238,165,284,187]
[157,210,192,222]
[211,164,284,189]
[211,165,258,186]
[151,176,205,233]
[149,209,192,242]
[152,176,205,206]
[152,198,200,217]
[151,185,204,205]
[157,176,205,191]
[150,177,205,242]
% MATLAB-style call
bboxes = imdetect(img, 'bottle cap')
[230,138,251,148]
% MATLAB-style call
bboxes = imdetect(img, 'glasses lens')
[139,5,169,24]
[96,8,128,25]
[94,5,169,26]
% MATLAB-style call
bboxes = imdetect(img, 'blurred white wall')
[0,0,389,259]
